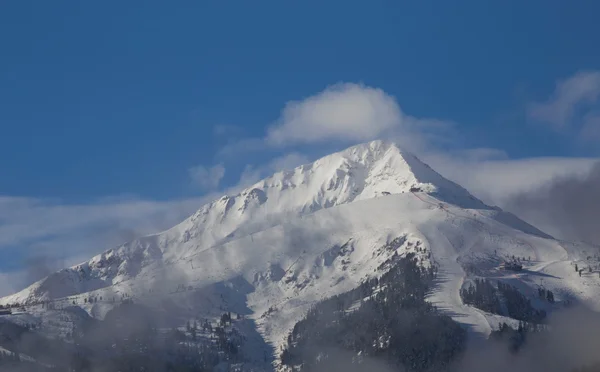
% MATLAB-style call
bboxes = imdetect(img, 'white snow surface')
[2,140,600,360]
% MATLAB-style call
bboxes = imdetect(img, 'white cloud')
[0,271,27,298]
[451,148,509,162]
[0,196,204,250]
[268,152,310,172]
[188,163,226,190]
[266,83,404,146]
[0,195,204,296]
[425,153,597,205]
[216,137,265,159]
[216,83,454,160]
[528,70,600,131]
[231,152,312,193]
[236,165,263,189]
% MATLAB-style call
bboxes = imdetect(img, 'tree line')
[281,251,466,372]
[460,278,549,323]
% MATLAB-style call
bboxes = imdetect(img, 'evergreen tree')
[546,290,555,303]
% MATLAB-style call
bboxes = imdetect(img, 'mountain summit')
[261,140,485,208]
[233,139,487,212]
[182,140,487,243]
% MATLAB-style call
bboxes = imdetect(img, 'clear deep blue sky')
[2,0,599,201]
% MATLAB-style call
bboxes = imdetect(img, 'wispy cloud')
[0,271,27,299]
[232,152,312,192]
[0,195,204,296]
[528,70,600,142]
[216,137,265,159]
[426,153,597,205]
[188,163,226,190]
[502,162,600,245]
[268,152,311,172]
[0,196,202,249]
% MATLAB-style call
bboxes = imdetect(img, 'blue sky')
[1,1,600,294]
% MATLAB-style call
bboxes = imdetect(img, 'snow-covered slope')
[0,140,485,303]
[2,140,599,360]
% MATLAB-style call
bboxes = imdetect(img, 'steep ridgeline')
[1,140,599,370]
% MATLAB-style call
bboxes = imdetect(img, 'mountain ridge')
[0,140,559,306]
[0,140,488,303]
[1,140,599,369]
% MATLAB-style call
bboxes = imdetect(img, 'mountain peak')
[302,139,486,208]
[174,140,488,264]
[216,140,488,221]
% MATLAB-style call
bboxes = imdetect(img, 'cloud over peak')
[266,83,403,146]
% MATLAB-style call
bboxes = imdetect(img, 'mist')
[454,306,600,372]
[23,256,65,285]
[288,306,600,372]
[503,162,600,245]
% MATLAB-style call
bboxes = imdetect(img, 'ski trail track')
[417,222,492,340]
[411,192,491,337]
[409,191,567,342]
[411,192,584,340]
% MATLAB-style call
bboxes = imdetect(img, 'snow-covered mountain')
[2,140,600,364]
[0,141,485,302]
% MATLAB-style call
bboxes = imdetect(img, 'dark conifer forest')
[460,278,548,323]
[281,253,466,372]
